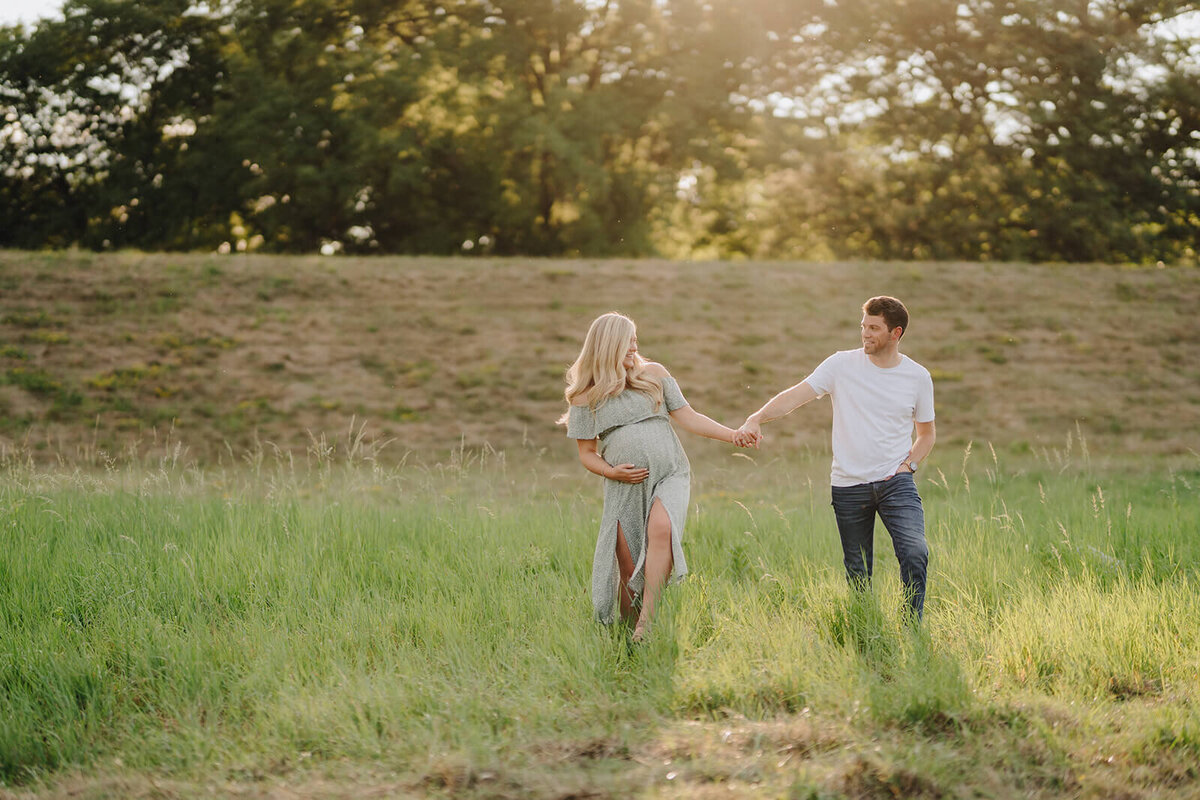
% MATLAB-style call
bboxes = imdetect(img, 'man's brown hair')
[863,296,909,337]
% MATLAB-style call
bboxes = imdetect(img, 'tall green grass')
[1,438,1198,795]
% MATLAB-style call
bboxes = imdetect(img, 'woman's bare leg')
[633,500,673,641]
[615,522,637,624]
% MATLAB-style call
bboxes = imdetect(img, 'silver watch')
[904,459,919,473]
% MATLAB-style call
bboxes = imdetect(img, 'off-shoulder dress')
[566,377,691,624]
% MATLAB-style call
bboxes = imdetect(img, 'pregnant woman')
[560,312,757,641]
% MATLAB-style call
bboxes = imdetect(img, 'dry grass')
[1,251,1197,464]
[5,707,1197,799]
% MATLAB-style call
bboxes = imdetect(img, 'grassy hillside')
[1,250,1197,465]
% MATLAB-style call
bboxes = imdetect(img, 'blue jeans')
[830,473,928,618]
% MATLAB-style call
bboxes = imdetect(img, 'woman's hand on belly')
[608,463,650,483]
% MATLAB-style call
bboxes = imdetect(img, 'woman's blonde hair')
[557,312,663,423]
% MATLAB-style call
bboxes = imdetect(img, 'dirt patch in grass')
[10,706,1200,799]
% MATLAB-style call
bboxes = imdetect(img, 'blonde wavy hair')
[557,312,663,424]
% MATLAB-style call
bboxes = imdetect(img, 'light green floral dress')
[567,377,691,624]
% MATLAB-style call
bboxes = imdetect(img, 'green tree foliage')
[0,0,225,249]
[1,0,1197,261]
[736,0,1200,262]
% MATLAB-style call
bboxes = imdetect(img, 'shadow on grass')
[605,601,682,713]
[822,588,974,734]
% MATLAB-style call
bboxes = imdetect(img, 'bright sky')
[0,0,64,26]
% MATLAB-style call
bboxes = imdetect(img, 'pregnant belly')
[601,417,684,472]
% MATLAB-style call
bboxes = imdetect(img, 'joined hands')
[731,421,762,449]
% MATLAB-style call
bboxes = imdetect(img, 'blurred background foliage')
[1,0,1197,261]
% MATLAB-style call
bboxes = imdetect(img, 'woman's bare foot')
[631,617,649,643]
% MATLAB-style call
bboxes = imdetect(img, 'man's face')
[861,313,897,354]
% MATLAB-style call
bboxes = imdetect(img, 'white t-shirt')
[805,348,935,487]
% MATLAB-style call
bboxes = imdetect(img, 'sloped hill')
[1,251,1196,464]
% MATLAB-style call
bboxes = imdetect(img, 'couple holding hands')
[561,298,936,641]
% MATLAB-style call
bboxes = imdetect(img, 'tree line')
[1,0,1197,262]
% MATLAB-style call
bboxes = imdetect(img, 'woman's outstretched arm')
[668,404,740,443]
[640,360,750,445]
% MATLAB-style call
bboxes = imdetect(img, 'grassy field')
[2,253,1200,797]
[1,440,1199,798]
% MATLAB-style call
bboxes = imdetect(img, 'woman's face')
[621,333,639,370]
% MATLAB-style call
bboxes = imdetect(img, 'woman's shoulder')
[641,361,671,379]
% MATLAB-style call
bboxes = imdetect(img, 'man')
[737,296,936,618]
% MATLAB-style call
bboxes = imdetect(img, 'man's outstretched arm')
[739,381,820,442]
